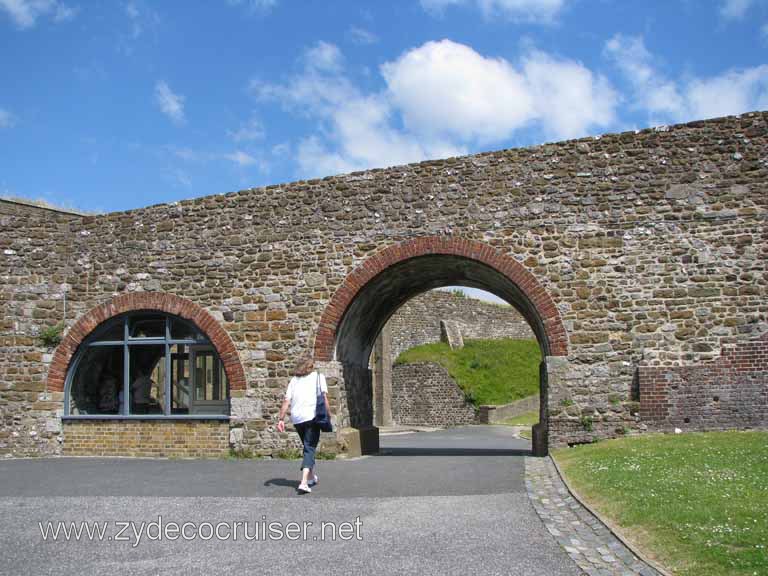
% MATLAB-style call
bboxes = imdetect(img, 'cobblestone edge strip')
[549,456,675,576]
[524,456,665,576]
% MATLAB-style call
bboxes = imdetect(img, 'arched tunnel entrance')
[314,238,568,457]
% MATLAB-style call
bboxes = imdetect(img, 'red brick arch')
[47,292,246,393]
[313,236,568,361]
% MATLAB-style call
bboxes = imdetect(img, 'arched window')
[65,312,229,418]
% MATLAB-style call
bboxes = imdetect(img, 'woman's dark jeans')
[294,420,320,470]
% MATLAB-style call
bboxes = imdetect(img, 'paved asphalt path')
[0,426,580,576]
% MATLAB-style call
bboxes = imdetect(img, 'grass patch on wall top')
[553,431,768,576]
[395,338,541,406]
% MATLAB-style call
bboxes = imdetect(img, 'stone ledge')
[337,426,379,457]
[477,395,540,424]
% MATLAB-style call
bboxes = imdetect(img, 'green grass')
[395,338,541,406]
[273,448,336,460]
[498,410,539,427]
[227,447,264,459]
[498,410,539,439]
[553,431,768,576]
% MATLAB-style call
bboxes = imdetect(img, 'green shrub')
[39,322,65,347]
[579,415,594,432]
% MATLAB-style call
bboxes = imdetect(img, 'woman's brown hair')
[293,356,315,377]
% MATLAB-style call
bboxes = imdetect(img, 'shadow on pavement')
[263,478,299,488]
[376,447,531,457]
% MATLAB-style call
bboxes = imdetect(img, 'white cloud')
[0,108,16,128]
[53,1,74,21]
[257,41,466,176]
[605,33,768,123]
[348,26,378,45]
[382,40,535,142]
[304,41,344,72]
[228,114,264,142]
[383,39,617,141]
[522,51,618,139]
[604,34,685,119]
[170,146,200,162]
[154,81,185,125]
[125,2,142,37]
[119,2,160,54]
[167,144,269,174]
[0,0,76,29]
[227,0,277,13]
[720,0,755,19]
[257,39,617,178]
[169,168,192,188]
[686,67,768,119]
[223,150,257,166]
[421,0,566,22]
[271,142,290,157]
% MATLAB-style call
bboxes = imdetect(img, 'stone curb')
[549,456,674,576]
[525,456,664,576]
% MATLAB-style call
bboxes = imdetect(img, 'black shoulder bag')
[314,372,333,432]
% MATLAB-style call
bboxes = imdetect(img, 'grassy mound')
[554,431,768,576]
[395,338,541,406]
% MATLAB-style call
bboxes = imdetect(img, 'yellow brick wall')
[62,420,230,458]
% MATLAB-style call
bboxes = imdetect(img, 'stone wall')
[391,362,477,427]
[1,111,767,457]
[388,290,534,359]
[0,202,82,456]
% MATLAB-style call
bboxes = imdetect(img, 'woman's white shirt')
[284,371,328,425]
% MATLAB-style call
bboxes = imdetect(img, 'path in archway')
[0,427,580,575]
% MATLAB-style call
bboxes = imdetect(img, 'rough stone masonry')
[0,111,766,457]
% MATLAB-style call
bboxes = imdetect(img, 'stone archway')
[47,292,246,393]
[313,237,568,456]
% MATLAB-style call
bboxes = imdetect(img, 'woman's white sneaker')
[297,483,311,494]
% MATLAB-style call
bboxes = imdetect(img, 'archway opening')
[371,285,541,433]
[326,251,559,456]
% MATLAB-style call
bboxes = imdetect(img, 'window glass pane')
[195,352,211,401]
[170,318,206,341]
[129,315,165,339]
[219,363,228,401]
[187,347,229,414]
[128,345,165,414]
[170,344,190,414]
[69,346,123,415]
[91,319,125,342]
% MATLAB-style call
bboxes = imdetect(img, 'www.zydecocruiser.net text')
[39,515,364,546]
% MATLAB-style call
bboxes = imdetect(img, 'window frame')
[62,312,230,420]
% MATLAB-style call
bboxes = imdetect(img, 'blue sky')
[1,0,767,214]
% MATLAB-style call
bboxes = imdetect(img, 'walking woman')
[277,356,331,494]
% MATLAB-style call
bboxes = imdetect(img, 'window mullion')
[164,318,171,415]
[123,317,129,416]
